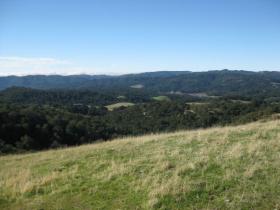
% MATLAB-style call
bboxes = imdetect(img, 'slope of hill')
[1,119,280,209]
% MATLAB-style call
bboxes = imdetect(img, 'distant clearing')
[188,92,220,98]
[231,99,251,104]
[152,96,171,101]
[186,102,208,106]
[117,95,126,99]
[130,84,144,89]
[106,102,135,111]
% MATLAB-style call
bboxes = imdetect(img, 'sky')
[0,0,280,75]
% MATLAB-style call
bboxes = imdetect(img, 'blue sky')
[0,0,279,75]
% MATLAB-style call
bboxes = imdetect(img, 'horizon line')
[0,69,278,77]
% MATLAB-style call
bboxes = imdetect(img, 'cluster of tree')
[1,99,279,154]
[0,104,111,153]
[0,87,155,106]
[0,87,200,109]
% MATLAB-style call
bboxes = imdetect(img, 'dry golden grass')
[1,120,280,209]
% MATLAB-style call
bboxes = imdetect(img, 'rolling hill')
[1,119,280,209]
[1,70,280,99]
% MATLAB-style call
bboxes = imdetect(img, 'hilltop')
[1,119,280,209]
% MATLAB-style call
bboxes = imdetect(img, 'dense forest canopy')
[1,99,279,154]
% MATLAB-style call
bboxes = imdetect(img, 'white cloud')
[0,56,69,68]
[0,56,75,75]
[0,56,128,76]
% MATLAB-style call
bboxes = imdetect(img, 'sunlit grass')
[1,120,280,209]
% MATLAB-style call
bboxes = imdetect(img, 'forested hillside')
[2,70,280,99]
[0,98,279,153]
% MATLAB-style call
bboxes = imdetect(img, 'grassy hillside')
[1,120,280,209]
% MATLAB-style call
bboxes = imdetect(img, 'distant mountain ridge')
[0,71,191,90]
[1,70,280,98]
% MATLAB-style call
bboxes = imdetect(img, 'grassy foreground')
[1,120,280,209]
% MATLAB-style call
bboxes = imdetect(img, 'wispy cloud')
[0,56,69,68]
[0,56,76,75]
[0,56,127,76]
[0,56,149,76]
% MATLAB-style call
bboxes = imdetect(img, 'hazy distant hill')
[1,70,280,98]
